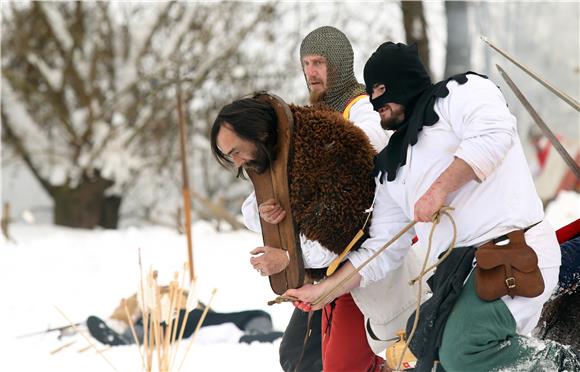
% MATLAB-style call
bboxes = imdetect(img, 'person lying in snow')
[87,288,282,346]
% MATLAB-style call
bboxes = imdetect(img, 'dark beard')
[381,115,405,131]
[242,145,272,174]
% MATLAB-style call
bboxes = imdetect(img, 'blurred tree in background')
[2,1,577,230]
[1,1,399,229]
[1,1,285,228]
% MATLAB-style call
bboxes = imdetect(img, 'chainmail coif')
[300,26,366,113]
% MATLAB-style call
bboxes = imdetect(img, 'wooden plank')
[248,94,304,294]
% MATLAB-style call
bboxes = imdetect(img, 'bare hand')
[250,246,289,276]
[414,184,448,222]
[258,199,286,224]
[284,283,329,312]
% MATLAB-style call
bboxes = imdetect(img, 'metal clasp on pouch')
[505,277,516,289]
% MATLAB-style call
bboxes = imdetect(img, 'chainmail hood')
[300,26,366,112]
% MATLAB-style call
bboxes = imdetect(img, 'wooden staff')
[496,64,580,180]
[176,77,195,282]
[55,306,118,371]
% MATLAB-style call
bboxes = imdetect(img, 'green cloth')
[439,273,580,372]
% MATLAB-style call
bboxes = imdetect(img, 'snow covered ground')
[0,221,293,372]
[0,191,578,372]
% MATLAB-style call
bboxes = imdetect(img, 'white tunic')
[241,96,388,269]
[348,75,561,335]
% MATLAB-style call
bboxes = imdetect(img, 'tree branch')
[1,110,54,196]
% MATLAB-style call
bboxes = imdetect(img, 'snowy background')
[0,221,293,372]
[1,1,579,371]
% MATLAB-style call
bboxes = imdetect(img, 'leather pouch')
[475,230,544,301]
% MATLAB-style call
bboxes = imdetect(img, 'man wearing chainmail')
[240,26,388,371]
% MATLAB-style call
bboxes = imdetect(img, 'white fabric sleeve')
[348,181,415,287]
[348,98,389,153]
[242,191,339,268]
[299,234,339,269]
[443,75,517,181]
[241,191,261,233]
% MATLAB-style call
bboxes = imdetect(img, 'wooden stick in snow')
[54,306,118,372]
[50,340,76,355]
[176,79,195,282]
[177,288,218,372]
[123,299,145,370]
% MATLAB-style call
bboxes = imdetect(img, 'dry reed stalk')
[150,270,163,371]
[160,279,178,370]
[54,306,118,371]
[169,267,189,367]
[170,278,195,371]
[167,280,180,360]
[50,340,76,355]
[77,344,93,353]
[167,276,184,366]
[138,249,153,371]
[177,288,218,372]
[123,299,145,370]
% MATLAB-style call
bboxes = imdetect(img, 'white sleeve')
[443,75,517,182]
[242,192,339,268]
[241,192,261,233]
[300,234,339,269]
[348,98,389,153]
[348,181,415,287]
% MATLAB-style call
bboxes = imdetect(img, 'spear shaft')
[481,36,580,112]
[177,81,195,282]
[496,64,580,180]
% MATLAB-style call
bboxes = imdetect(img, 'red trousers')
[322,293,384,371]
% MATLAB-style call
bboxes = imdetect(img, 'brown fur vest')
[288,104,376,258]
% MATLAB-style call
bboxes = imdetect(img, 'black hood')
[364,42,432,112]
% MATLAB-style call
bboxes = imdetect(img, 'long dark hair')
[210,97,278,177]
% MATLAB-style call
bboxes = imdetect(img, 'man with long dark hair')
[211,91,401,371]
[236,26,389,372]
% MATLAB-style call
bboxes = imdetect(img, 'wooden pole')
[176,77,195,282]
[496,64,580,180]
[55,306,118,371]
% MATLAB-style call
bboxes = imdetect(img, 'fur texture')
[288,104,376,256]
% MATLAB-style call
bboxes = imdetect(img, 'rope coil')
[309,207,457,370]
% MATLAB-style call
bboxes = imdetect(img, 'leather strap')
[366,318,398,342]
[294,311,315,372]
[491,221,542,245]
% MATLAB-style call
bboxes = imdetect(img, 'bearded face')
[371,84,406,130]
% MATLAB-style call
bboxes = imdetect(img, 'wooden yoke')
[246,94,304,295]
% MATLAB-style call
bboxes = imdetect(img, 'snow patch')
[545,191,580,230]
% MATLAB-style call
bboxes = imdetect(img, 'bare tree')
[1,2,281,228]
[2,1,400,229]
[444,1,471,77]
[401,0,432,77]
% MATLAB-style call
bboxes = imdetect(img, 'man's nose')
[232,154,246,168]
[304,65,316,78]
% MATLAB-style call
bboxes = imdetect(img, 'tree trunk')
[444,1,471,78]
[401,0,432,78]
[51,173,120,229]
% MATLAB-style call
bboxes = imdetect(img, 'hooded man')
[239,26,389,372]
[287,42,579,371]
